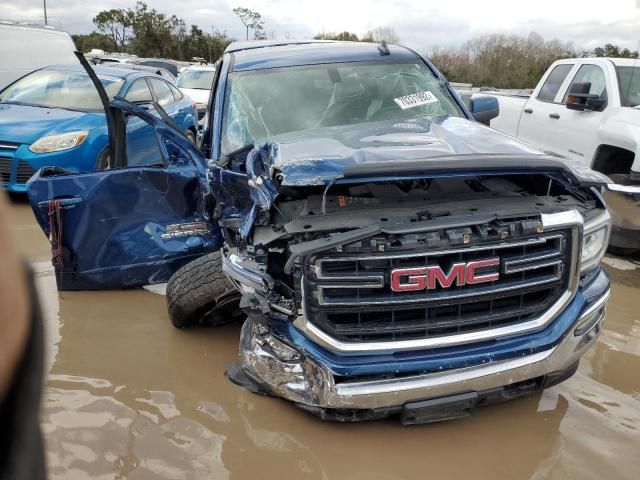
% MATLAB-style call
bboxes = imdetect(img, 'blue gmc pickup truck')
[27,41,612,424]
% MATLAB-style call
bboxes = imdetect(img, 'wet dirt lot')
[8,198,640,480]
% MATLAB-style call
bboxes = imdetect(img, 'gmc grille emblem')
[390,258,500,292]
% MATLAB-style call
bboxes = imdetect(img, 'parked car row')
[0,65,199,192]
[0,20,220,192]
[175,64,217,126]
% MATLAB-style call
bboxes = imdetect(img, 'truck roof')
[554,57,640,67]
[0,18,67,32]
[227,40,418,72]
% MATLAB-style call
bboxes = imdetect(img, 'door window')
[149,78,174,106]
[616,65,640,107]
[124,78,153,103]
[563,64,607,109]
[537,64,574,102]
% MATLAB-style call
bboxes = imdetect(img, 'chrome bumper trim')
[239,289,609,410]
[603,184,640,232]
[222,252,274,292]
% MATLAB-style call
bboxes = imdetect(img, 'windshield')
[0,69,124,112]
[176,70,215,90]
[221,61,463,155]
[616,65,640,107]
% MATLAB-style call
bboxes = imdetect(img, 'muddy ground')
[7,198,640,480]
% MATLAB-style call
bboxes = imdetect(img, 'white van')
[0,20,77,90]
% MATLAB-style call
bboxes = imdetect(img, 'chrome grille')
[302,231,572,342]
[0,157,11,185]
[16,161,36,184]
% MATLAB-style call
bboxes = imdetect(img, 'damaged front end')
[214,142,610,422]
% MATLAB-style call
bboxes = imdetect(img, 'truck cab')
[486,57,640,251]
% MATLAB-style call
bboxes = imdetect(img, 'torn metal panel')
[245,142,280,209]
[27,166,221,291]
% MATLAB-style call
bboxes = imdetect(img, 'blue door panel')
[27,166,222,290]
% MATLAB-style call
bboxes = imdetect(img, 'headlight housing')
[29,131,89,154]
[581,210,611,272]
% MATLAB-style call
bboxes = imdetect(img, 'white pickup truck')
[484,57,640,252]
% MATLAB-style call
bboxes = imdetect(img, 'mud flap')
[401,392,478,425]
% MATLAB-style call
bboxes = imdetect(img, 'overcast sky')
[3,0,640,51]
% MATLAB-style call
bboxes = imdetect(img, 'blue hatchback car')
[0,64,198,192]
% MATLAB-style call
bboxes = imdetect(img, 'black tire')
[166,251,241,328]
[185,129,196,144]
[96,148,111,169]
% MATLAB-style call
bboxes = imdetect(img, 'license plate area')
[401,392,478,425]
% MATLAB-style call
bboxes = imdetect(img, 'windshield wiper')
[0,100,86,112]
[0,100,35,107]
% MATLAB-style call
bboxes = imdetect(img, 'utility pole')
[43,0,48,25]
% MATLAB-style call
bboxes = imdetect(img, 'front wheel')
[166,252,241,328]
[185,129,196,144]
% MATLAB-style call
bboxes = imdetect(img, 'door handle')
[524,108,533,114]
[549,113,560,119]
[38,197,84,209]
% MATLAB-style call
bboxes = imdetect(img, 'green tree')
[232,7,265,40]
[180,26,232,62]
[93,8,133,52]
[72,32,116,53]
[208,30,233,62]
[129,2,182,58]
[592,43,639,58]
[89,2,234,61]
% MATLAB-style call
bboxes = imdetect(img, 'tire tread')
[166,252,238,328]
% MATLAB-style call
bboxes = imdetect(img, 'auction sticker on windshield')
[394,91,438,110]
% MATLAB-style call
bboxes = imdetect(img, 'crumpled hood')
[211,116,609,240]
[254,116,608,186]
[0,103,103,144]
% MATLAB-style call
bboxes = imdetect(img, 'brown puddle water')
[8,199,640,480]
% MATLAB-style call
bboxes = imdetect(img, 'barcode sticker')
[393,91,439,110]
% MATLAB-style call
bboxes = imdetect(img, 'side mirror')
[566,82,606,111]
[469,96,499,125]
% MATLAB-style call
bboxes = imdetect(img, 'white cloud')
[2,0,640,50]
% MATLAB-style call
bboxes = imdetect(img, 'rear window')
[148,78,174,106]
[176,70,215,90]
[537,64,573,102]
[125,78,153,103]
[0,69,124,112]
[616,65,640,107]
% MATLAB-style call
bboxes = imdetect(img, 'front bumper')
[0,142,95,193]
[603,177,640,250]
[227,269,610,417]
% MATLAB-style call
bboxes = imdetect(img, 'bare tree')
[232,7,265,40]
[429,32,575,89]
[365,26,400,44]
